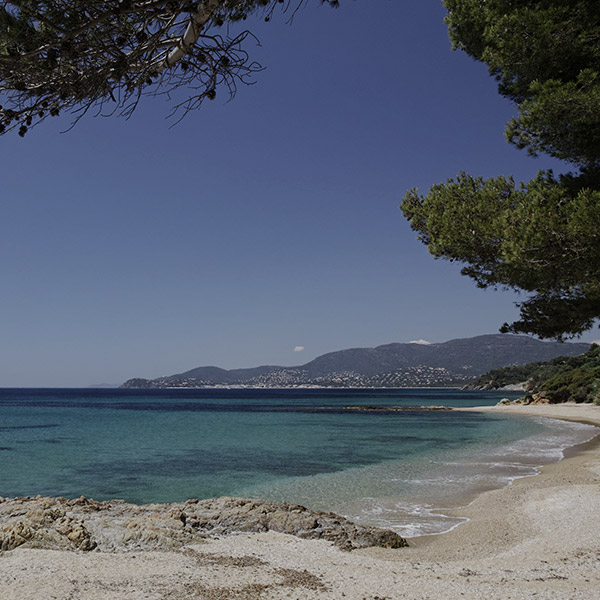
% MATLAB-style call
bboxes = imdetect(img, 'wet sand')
[1,403,599,599]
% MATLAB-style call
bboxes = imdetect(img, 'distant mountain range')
[121,334,590,389]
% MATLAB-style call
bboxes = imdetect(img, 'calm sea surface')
[0,388,596,537]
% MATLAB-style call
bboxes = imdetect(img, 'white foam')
[251,414,599,538]
[348,498,469,538]
[351,417,598,536]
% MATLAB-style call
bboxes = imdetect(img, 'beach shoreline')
[406,403,600,547]
[1,403,599,599]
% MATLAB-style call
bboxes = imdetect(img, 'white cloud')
[294,346,305,352]
[408,339,431,345]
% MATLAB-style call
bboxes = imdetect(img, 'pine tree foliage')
[402,0,600,339]
[0,1,338,135]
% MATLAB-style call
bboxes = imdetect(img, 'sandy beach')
[1,403,599,599]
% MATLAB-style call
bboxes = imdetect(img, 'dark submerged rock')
[344,405,452,411]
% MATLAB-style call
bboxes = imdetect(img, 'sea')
[0,387,596,538]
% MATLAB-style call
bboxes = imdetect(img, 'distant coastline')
[121,334,589,390]
[1,385,463,391]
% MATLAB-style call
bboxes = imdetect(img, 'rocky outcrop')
[497,392,552,406]
[527,392,552,405]
[497,398,514,405]
[0,496,97,552]
[0,495,407,553]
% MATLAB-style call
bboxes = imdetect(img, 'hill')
[121,334,589,389]
[467,344,600,404]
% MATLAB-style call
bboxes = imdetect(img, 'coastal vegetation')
[401,0,600,340]
[469,344,600,404]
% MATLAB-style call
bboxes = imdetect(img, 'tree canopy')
[401,0,600,339]
[0,1,337,135]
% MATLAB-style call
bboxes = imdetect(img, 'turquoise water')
[0,388,596,536]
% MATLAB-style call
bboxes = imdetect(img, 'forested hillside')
[468,345,600,404]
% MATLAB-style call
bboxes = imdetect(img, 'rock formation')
[0,495,408,553]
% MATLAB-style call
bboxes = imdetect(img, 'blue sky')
[1,1,597,386]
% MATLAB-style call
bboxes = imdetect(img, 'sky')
[1,1,598,387]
